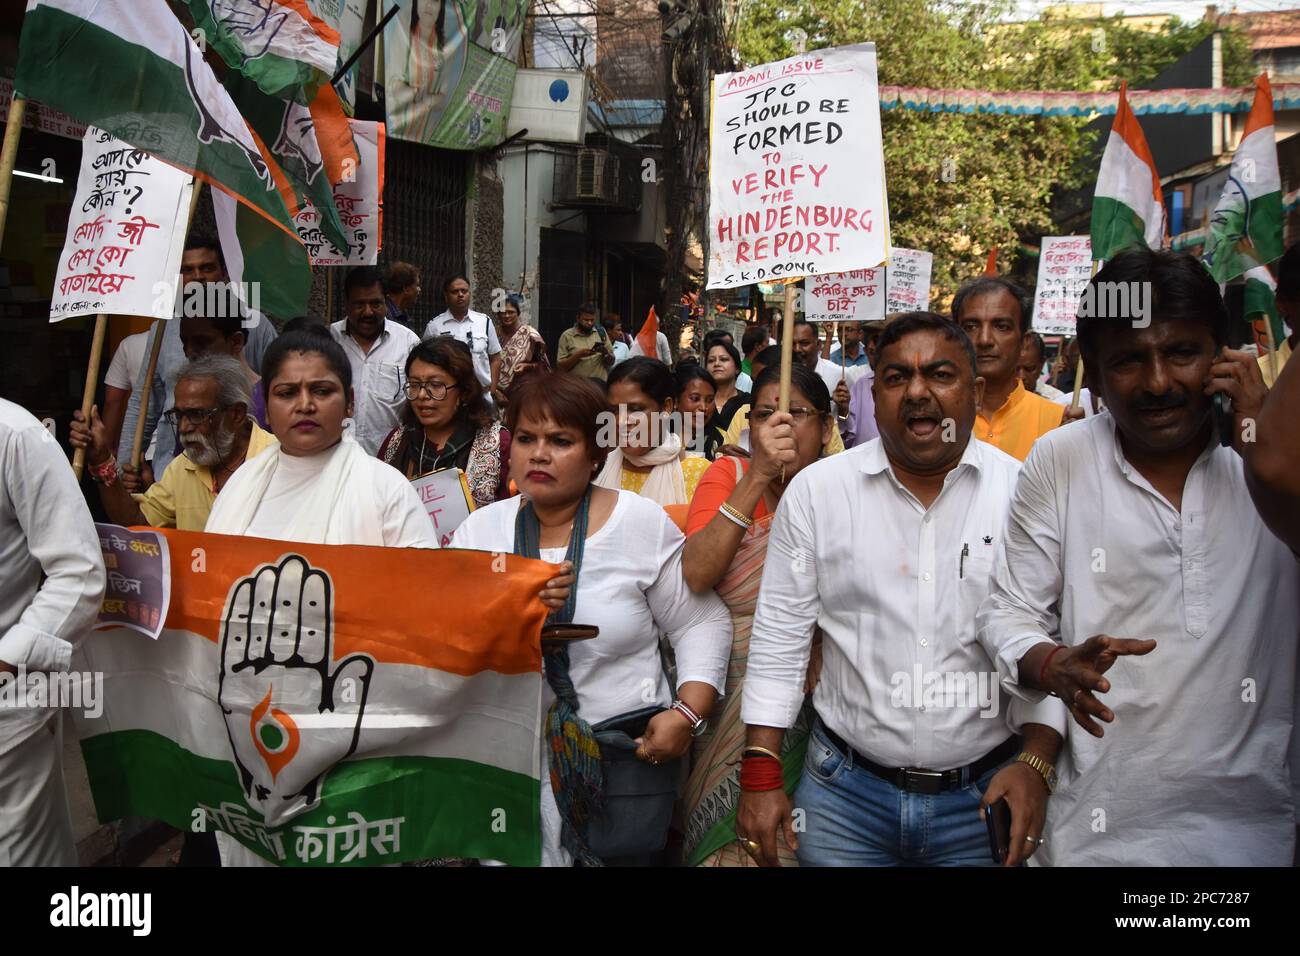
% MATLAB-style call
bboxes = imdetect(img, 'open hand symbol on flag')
[213,0,291,62]
[217,554,372,827]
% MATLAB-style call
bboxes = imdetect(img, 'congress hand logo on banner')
[217,555,372,827]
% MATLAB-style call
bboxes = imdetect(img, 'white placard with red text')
[1032,236,1092,335]
[707,44,890,290]
[410,468,475,548]
[293,120,385,266]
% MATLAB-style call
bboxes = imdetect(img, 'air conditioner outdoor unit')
[575,147,617,201]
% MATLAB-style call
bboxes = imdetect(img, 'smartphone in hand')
[985,797,1012,864]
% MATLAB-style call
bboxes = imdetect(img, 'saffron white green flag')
[75,529,553,866]
[16,0,315,317]
[185,0,342,98]
[1243,264,1285,355]
[1091,82,1166,262]
[1203,74,1284,284]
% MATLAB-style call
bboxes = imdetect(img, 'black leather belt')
[817,721,1018,795]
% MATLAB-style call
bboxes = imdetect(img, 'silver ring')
[1025,835,1044,846]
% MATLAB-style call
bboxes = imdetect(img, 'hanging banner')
[878,82,1300,117]
[885,247,933,313]
[806,269,885,323]
[293,119,386,265]
[707,43,890,290]
[50,126,192,322]
[381,0,528,150]
[73,528,554,867]
[1032,236,1093,336]
[333,0,370,109]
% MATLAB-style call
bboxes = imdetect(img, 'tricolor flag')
[1091,82,1166,262]
[185,0,342,99]
[631,306,659,358]
[76,529,554,866]
[16,0,305,241]
[1243,264,1285,356]
[1203,74,1284,283]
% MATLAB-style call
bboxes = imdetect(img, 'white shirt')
[1051,386,1103,417]
[0,399,106,755]
[977,413,1300,866]
[104,331,149,391]
[421,309,501,389]
[813,356,868,398]
[330,319,421,455]
[241,445,436,549]
[1035,381,1066,402]
[744,437,1065,770]
[453,490,731,865]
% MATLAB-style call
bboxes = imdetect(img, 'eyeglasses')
[751,406,821,424]
[403,381,459,401]
[161,405,228,427]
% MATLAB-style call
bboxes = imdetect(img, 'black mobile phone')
[1212,393,1234,447]
[540,624,599,643]
[985,797,1012,864]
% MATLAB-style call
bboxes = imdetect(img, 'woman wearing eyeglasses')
[377,338,511,508]
[678,362,833,867]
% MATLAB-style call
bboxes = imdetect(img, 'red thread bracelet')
[739,754,783,792]
[1038,644,1066,689]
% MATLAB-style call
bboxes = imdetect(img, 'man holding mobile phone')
[978,248,1297,866]
[557,303,615,381]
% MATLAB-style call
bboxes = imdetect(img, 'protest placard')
[885,247,933,313]
[707,44,890,290]
[410,468,475,547]
[806,269,885,323]
[50,127,192,321]
[1032,236,1093,335]
[93,524,170,641]
[293,120,386,266]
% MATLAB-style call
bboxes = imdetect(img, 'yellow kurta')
[134,423,277,530]
[974,381,1064,462]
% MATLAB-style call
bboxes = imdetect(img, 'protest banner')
[1032,236,1093,336]
[806,269,885,324]
[410,468,475,547]
[293,120,386,265]
[886,247,933,313]
[93,525,171,641]
[51,127,192,322]
[73,528,555,866]
[707,43,890,291]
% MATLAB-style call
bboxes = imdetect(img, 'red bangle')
[1038,644,1066,689]
[739,754,783,792]
[90,455,119,487]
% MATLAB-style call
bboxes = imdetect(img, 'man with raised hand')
[978,248,1298,865]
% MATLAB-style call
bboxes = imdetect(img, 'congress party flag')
[185,0,342,99]
[16,0,303,240]
[1243,264,1286,359]
[631,305,659,358]
[74,529,555,866]
[1203,74,1284,284]
[1091,82,1166,262]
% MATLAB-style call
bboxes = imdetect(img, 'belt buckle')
[899,769,946,795]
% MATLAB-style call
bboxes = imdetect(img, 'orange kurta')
[975,380,1064,461]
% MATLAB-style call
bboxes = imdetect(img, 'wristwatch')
[671,699,708,738]
[1015,751,1058,794]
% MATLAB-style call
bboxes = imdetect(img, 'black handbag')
[585,705,681,861]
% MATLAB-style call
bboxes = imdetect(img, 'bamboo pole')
[1072,259,1103,414]
[1264,314,1280,385]
[778,282,796,412]
[0,96,26,244]
[71,314,109,479]
[131,178,203,470]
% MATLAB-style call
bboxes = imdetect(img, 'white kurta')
[205,437,436,865]
[0,398,106,865]
[978,412,1300,866]
[452,490,732,865]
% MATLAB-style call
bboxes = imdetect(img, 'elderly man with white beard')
[71,354,275,531]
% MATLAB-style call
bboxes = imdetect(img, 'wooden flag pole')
[1071,259,1102,414]
[71,314,109,480]
[778,282,796,412]
[1264,315,1280,385]
[131,179,203,470]
[0,96,26,244]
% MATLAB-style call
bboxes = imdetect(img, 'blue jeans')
[794,721,1004,867]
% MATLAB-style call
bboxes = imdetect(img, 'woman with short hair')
[378,338,510,509]
[705,340,749,443]
[452,371,731,866]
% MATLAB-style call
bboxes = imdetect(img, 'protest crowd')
[2,2,1299,875]
[0,240,1294,868]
